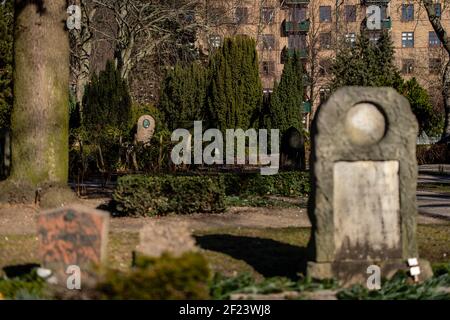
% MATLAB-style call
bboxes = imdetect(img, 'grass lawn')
[1,225,449,280]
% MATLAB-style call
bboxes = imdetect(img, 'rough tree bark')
[423,0,450,140]
[0,0,75,206]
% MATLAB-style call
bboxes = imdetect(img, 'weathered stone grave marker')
[135,221,197,259]
[307,87,432,286]
[37,205,109,286]
[136,115,156,144]
[280,126,305,170]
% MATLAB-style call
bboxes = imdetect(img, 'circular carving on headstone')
[136,115,156,144]
[344,103,386,146]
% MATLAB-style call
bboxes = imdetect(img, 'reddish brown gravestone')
[37,205,109,285]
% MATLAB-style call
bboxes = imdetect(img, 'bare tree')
[304,0,336,127]
[70,0,97,111]
[92,0,201,81]
[422,0,450,140]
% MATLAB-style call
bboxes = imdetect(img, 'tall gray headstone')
[307,87,433,286]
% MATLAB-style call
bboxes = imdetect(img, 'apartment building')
[200,0,448,117]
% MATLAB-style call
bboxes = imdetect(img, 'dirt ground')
[0,196,446,236]
[0,195,312,235]
[0,194,449,279]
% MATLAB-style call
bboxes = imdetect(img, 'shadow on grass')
[195,234,307,280]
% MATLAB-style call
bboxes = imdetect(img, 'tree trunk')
[443,62,450,139]
[73,1,96,113]
[10,0,70,186]
[73,33,92,113]
[115,37,134,81]
[423,0,450,140]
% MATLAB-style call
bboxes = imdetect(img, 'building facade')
[199,0,448,121]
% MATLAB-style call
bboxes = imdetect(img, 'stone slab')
[333,161,401,260]
[36,205,109,284]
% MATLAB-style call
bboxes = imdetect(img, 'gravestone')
[280,127,305,170]
[135,221,197,259]
[136,115,156,144]
[36,205,110,285]
[307,87,433,286]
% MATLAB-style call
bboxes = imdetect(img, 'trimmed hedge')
[113,175,226,216]
[113,172,311,216]
[223,172,310,197]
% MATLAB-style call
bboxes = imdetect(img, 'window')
[209,34,222,48]
[320,32,332,49]
[402,32,414,48]
[380,6,387,20]
[261,34,275,50]
[235,7,248,24]
[401,4,414,21]
[319,87,330,104]
[263,89,273,103]
[429,58,442,74]
[402,59,414,74]
[345,5,356,22]
[429,31,441,47]
[319,6,332,22]
[319,59,332,76]
[262,7,275,24]
[207,6,226,25]
[262,61,275,76]
[345,33,356,46]
[369,32,381,44]
[288,34,307,49]
[435,3,442,17]
[291,7,307,22]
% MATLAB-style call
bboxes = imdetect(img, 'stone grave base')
[307,259,433,287]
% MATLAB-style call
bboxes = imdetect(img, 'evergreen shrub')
[113,174,226,216]
[96,252,211,300]
[113,172,311,216]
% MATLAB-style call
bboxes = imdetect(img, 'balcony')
[361,0,390,4]
[283,20,310,33]
[365,17,392,31]
[381,17,392,29]
[282,47,308,63]
[303,101,312,113]
[283,0,310,5]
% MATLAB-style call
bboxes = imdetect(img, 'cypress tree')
[267,53,304,134]
[331,32,401,89]
[331,32,442,136]
[159,63,207,130]
[83,61,132,134]
[208,36,263,131]
[398,78,443,136]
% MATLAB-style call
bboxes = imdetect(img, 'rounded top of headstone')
[344,103,386,147]
[138,115,155,128]
[136,115,156,144]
